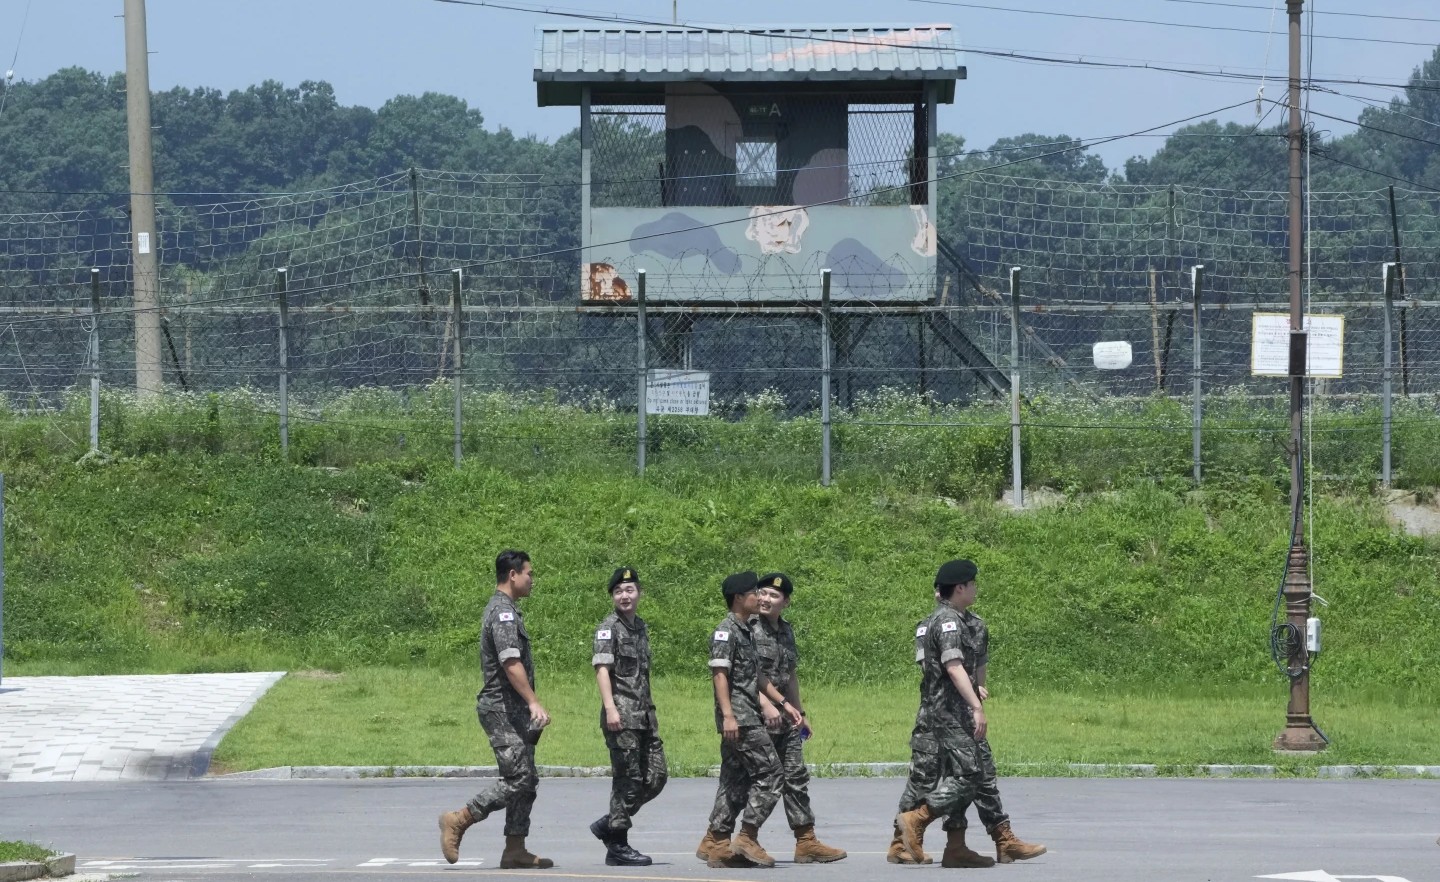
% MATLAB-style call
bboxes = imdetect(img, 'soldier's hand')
[604,706,623,732]
[762,703,782,731]
[784,705,804,727]
[722,714,740,742]
[529,702,551,729]
[978,686,990,702]
[971,707,987,741]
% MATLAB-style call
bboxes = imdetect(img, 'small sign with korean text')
[1251,313,1344,378]
[646,370,710,416]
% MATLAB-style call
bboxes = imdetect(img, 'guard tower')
[535,25,965,305]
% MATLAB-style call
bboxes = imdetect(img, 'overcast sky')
[4,0,1438,172]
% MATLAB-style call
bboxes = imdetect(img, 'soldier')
[696,571,787,869]
[743,572,847,863]
[893,561,1045,867]
[893,559,990,867]
[588,566,667,866]
[438,549,554,870]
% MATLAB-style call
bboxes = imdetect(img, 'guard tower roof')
[534,24,965,106]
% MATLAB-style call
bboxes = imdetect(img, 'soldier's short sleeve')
[490,608,523,662]
[592,622,616,668]
[709,624,736,669]
[937,615,965,665]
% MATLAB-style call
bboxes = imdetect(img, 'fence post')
[1192,265,1205,484]
[820,269,833,488]
[1383,261,1396,488]
[275,268,289,461]
[0,472,5,687]
[452,269,464,467]
[1008,267,1023,509]
[90,268,102,454]
[636,269,647,477]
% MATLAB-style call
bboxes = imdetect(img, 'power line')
[906,0,1440,49]
[1162,0,1440,25]
[0,0,35,118]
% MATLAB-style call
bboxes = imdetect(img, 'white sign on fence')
[1092,341,1133,370]
[646,370,710,416]
[1251,313,1345,378]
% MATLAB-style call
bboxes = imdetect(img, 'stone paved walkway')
[0,672,284,782]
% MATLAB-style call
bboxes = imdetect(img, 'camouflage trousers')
[467,706,540,837]
[707,726,783,834]
[604,728,668,831]
[711,724,813,831]
[898,728,1008,833]
[920,726,987,824]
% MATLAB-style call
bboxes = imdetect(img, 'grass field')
[209,669,1440,775]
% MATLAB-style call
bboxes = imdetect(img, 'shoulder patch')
[941,620,958,633]
[916,625,929,637]
[596,628,612,640]
[713,630,730,642]
[498,611,515,622]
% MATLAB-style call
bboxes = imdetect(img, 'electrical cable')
[0,0,35,118]
[1162,0,1440,26]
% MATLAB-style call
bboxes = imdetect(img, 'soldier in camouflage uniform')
[893,559,989,868]
[438,549,554,870]
[588,566,667,867]
[697,571,786,869]
[708,572,847,863]
[892,561,1045,867]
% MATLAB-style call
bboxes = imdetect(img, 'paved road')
[0,673,284,781]
[4,777,1436,881]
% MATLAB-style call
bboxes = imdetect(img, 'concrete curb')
[0,853,75,881]
[189,672,286,779]
[217,762,1440,780]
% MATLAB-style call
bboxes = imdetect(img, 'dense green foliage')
[3,396,1436,694]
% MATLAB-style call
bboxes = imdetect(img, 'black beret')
[722,570,759,598]
[759,572,794,597]
[935,559,978,587]
[609,566,640,592]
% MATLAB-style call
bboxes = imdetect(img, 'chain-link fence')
[1,170,1437,491]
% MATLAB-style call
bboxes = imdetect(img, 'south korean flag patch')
[916,625,929,637]
[498,611,515,622]
[596,629,612,640]
[941,621,958,633]
[713,630,730,642]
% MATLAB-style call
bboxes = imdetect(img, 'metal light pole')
[1274,0,1325,753]
[124,0,163,395]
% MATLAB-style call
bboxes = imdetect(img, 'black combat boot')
[605,829,653,867]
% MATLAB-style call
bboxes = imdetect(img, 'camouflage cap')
[934,559,978,587]
[722,570,759,598]
[758,572,794,597]
[609,566,640,592]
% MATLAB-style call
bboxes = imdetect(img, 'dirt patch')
[1383,489,1440,538]
[290,669,344,682]
[1000,487,1067,510]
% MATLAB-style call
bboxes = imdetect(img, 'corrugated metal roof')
[534,25,964,105]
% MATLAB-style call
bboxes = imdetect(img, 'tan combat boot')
[499,834,554,869]
[437,807,477,864]
[941,827,997,868]
[793,824,847,863]
[887,821,932,864]
[729,823,776,868]
[696,829,727,862]
[991,821,1046,863]
[895,804,937,865]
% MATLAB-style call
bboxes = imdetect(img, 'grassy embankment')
[3,389,1438,771]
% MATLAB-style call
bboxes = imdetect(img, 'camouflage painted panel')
[584,205,936,302]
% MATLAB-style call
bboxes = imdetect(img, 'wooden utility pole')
[1274,0,1325,753]
[124,0,163,395]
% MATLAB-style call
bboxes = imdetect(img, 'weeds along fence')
[1,168,1438,493]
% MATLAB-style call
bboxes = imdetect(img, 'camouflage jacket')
[959,609,989,688]
[708,611,763,731]
[754,615,798,695]
[915,604,971,735]
[592,611,658,731]
[477,590,534,715]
